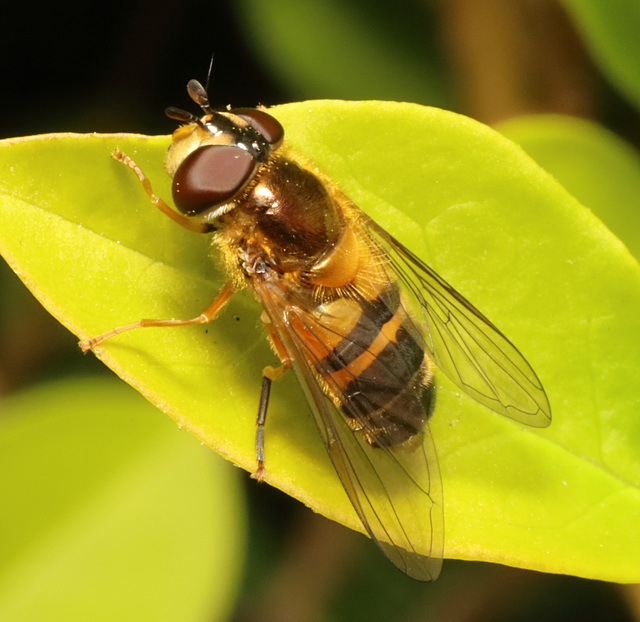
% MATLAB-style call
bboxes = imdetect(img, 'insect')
[81,79,551,580]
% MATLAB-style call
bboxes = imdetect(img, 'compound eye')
[172,145,256,216]
[231,108,284,147]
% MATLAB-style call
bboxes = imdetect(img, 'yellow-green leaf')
[498,114,640,261]
[0,101,639,582]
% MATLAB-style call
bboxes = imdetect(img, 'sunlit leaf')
[0,101,639,582]
[498,113,640,260]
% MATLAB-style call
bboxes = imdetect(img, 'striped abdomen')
[295,284,434,448]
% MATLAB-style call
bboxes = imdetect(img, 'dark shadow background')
[0,0,283,139]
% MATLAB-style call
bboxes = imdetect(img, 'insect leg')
[79,281,235,352]
[251,317,291,480]
[111,149,210,234]
[251,363,289,481]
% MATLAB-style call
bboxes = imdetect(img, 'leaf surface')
[1,101,639,581]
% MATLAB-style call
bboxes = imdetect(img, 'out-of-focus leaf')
[561,0,640,110]
[0,377,245,621]
[233,0,450,105]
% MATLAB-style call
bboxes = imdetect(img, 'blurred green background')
[1,0,640,621]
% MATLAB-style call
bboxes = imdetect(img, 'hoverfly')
[81,80,551,580]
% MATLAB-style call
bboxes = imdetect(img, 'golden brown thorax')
[214,149,364,292]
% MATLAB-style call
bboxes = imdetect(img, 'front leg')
[111,149,211,234]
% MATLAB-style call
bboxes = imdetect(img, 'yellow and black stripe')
[304,284,434,448]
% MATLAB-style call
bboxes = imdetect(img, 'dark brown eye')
[172,145,256,216]
[231,108,285,147]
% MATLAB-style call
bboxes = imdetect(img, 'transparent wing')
[255,280,444,581]
[365,216,551,427]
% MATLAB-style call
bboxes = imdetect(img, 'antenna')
[205,53,215,94]
[186,79,213,114]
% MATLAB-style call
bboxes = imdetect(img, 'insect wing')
[365,217,551,427]
[255,281,444,581]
